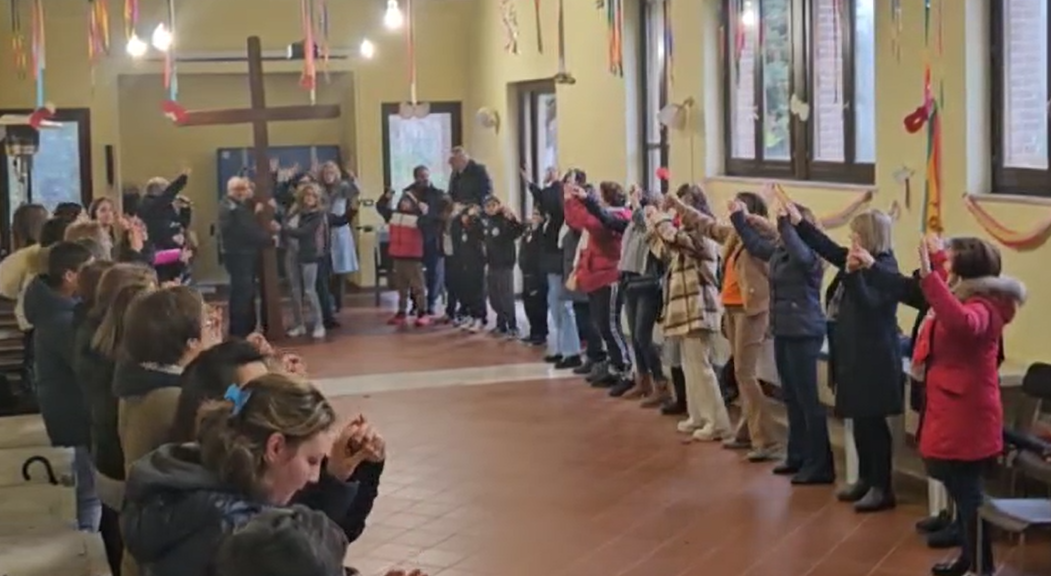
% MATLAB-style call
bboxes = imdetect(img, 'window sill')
[705,175,874,194]
[970,191,1051,207]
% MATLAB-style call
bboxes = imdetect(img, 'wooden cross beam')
[172,36,341,341]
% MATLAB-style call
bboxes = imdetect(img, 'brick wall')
[813,0,845,162]
[731,21,758,159]
[1003,0,1048,169]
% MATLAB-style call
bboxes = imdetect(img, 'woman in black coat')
[790,205,902,513]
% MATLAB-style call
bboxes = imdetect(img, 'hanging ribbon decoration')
[123,0,137,40]
[553,0,574,84]
[500,0,519,54]
[603,0,623,76]
[963,195,1051,251]
[161,0,177,102]
[29,0,45,109]
[318,0,330,74]
[890,0,902,62]
[87,0,111,85]
[11,0,27,80]
[299,0,317,103]
[534,0,543,53]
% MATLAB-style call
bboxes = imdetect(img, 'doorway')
[516,81,557,217]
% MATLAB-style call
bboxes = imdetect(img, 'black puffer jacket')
[73,316,123,479]
[123,443,366,576]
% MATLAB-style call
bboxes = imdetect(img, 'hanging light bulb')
[359,38,376,59]
[383,0,404,30]
[151,23,173,52]
[126,33,148,58]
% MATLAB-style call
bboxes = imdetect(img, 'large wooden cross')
[173,36,340,341]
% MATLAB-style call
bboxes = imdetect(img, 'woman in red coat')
[906,237,1023,576]
[563,182,632,388]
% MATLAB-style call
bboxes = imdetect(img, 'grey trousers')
[287,250,322,328]
[486,267,517,330]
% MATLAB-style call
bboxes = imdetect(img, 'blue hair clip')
[224,384,252,416]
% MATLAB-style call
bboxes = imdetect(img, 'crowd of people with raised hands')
[0,143,1038,576]
[375,155,1025,576]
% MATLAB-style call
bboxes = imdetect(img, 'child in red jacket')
[377,190,430,327]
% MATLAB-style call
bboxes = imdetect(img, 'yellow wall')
[0,0,473,283]
[466,0,642,212]
[468,0,1050,364]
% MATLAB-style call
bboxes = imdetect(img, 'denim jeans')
[74,446,101,531]
[774,336,833,477]
[623,285,663,379]
[546,274,581,357]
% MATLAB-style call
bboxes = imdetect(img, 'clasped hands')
[327,414,386,481]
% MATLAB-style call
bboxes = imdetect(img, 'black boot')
[660,367,687,416]
[926,523,962,549]
[916,510,953,534]
[836,481,870,503]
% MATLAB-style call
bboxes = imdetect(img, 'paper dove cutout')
[893,166,915,184]
[399,102,431,119]
[789,94,811,122]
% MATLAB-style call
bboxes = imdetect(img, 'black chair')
[978,362,1051,574]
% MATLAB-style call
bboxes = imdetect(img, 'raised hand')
[848,238,875,269]
[918,237,932,277]
[784,200,803,225]
[728,199,747,214]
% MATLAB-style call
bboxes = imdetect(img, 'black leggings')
[925,458,994,573]
[574,301,604,362]
[623,285,663,379]
[853,416,893,491]
[587,284,631,372]
[100,504,123,576]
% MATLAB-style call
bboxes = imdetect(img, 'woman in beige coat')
[645,186,731,442]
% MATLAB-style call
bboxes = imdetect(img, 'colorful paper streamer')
[963,195,1051,251]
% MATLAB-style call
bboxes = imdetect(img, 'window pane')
[729,0,759,159]
[537,93,558,174]
[853,0,876,163]
[6,121,82,220]
[762,0,792,161]
[1002,0,1048,169]
[812,0,844,162]
[386,113,455,202]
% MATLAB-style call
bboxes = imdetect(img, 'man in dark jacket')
[404,165,450,316]
[219,177,279,338]
[448,147,493,206]
[23,241,97,529]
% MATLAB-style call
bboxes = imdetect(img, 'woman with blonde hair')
[122,373,394,576]
[282,182,330,339]
[65,220,113,260]
[318,161,359,318]
[648,186,732,443]
[789,202,901,513]
[730,187,833,484]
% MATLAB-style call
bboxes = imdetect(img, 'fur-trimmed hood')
[952,275,1026,324]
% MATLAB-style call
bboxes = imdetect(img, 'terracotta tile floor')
[288,306,1051,576]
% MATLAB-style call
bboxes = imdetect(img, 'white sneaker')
[286,325,306,337]
[311,325,326,340]
[468,319,484,333]
[692,423,728,442]
[676,418,701,434]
